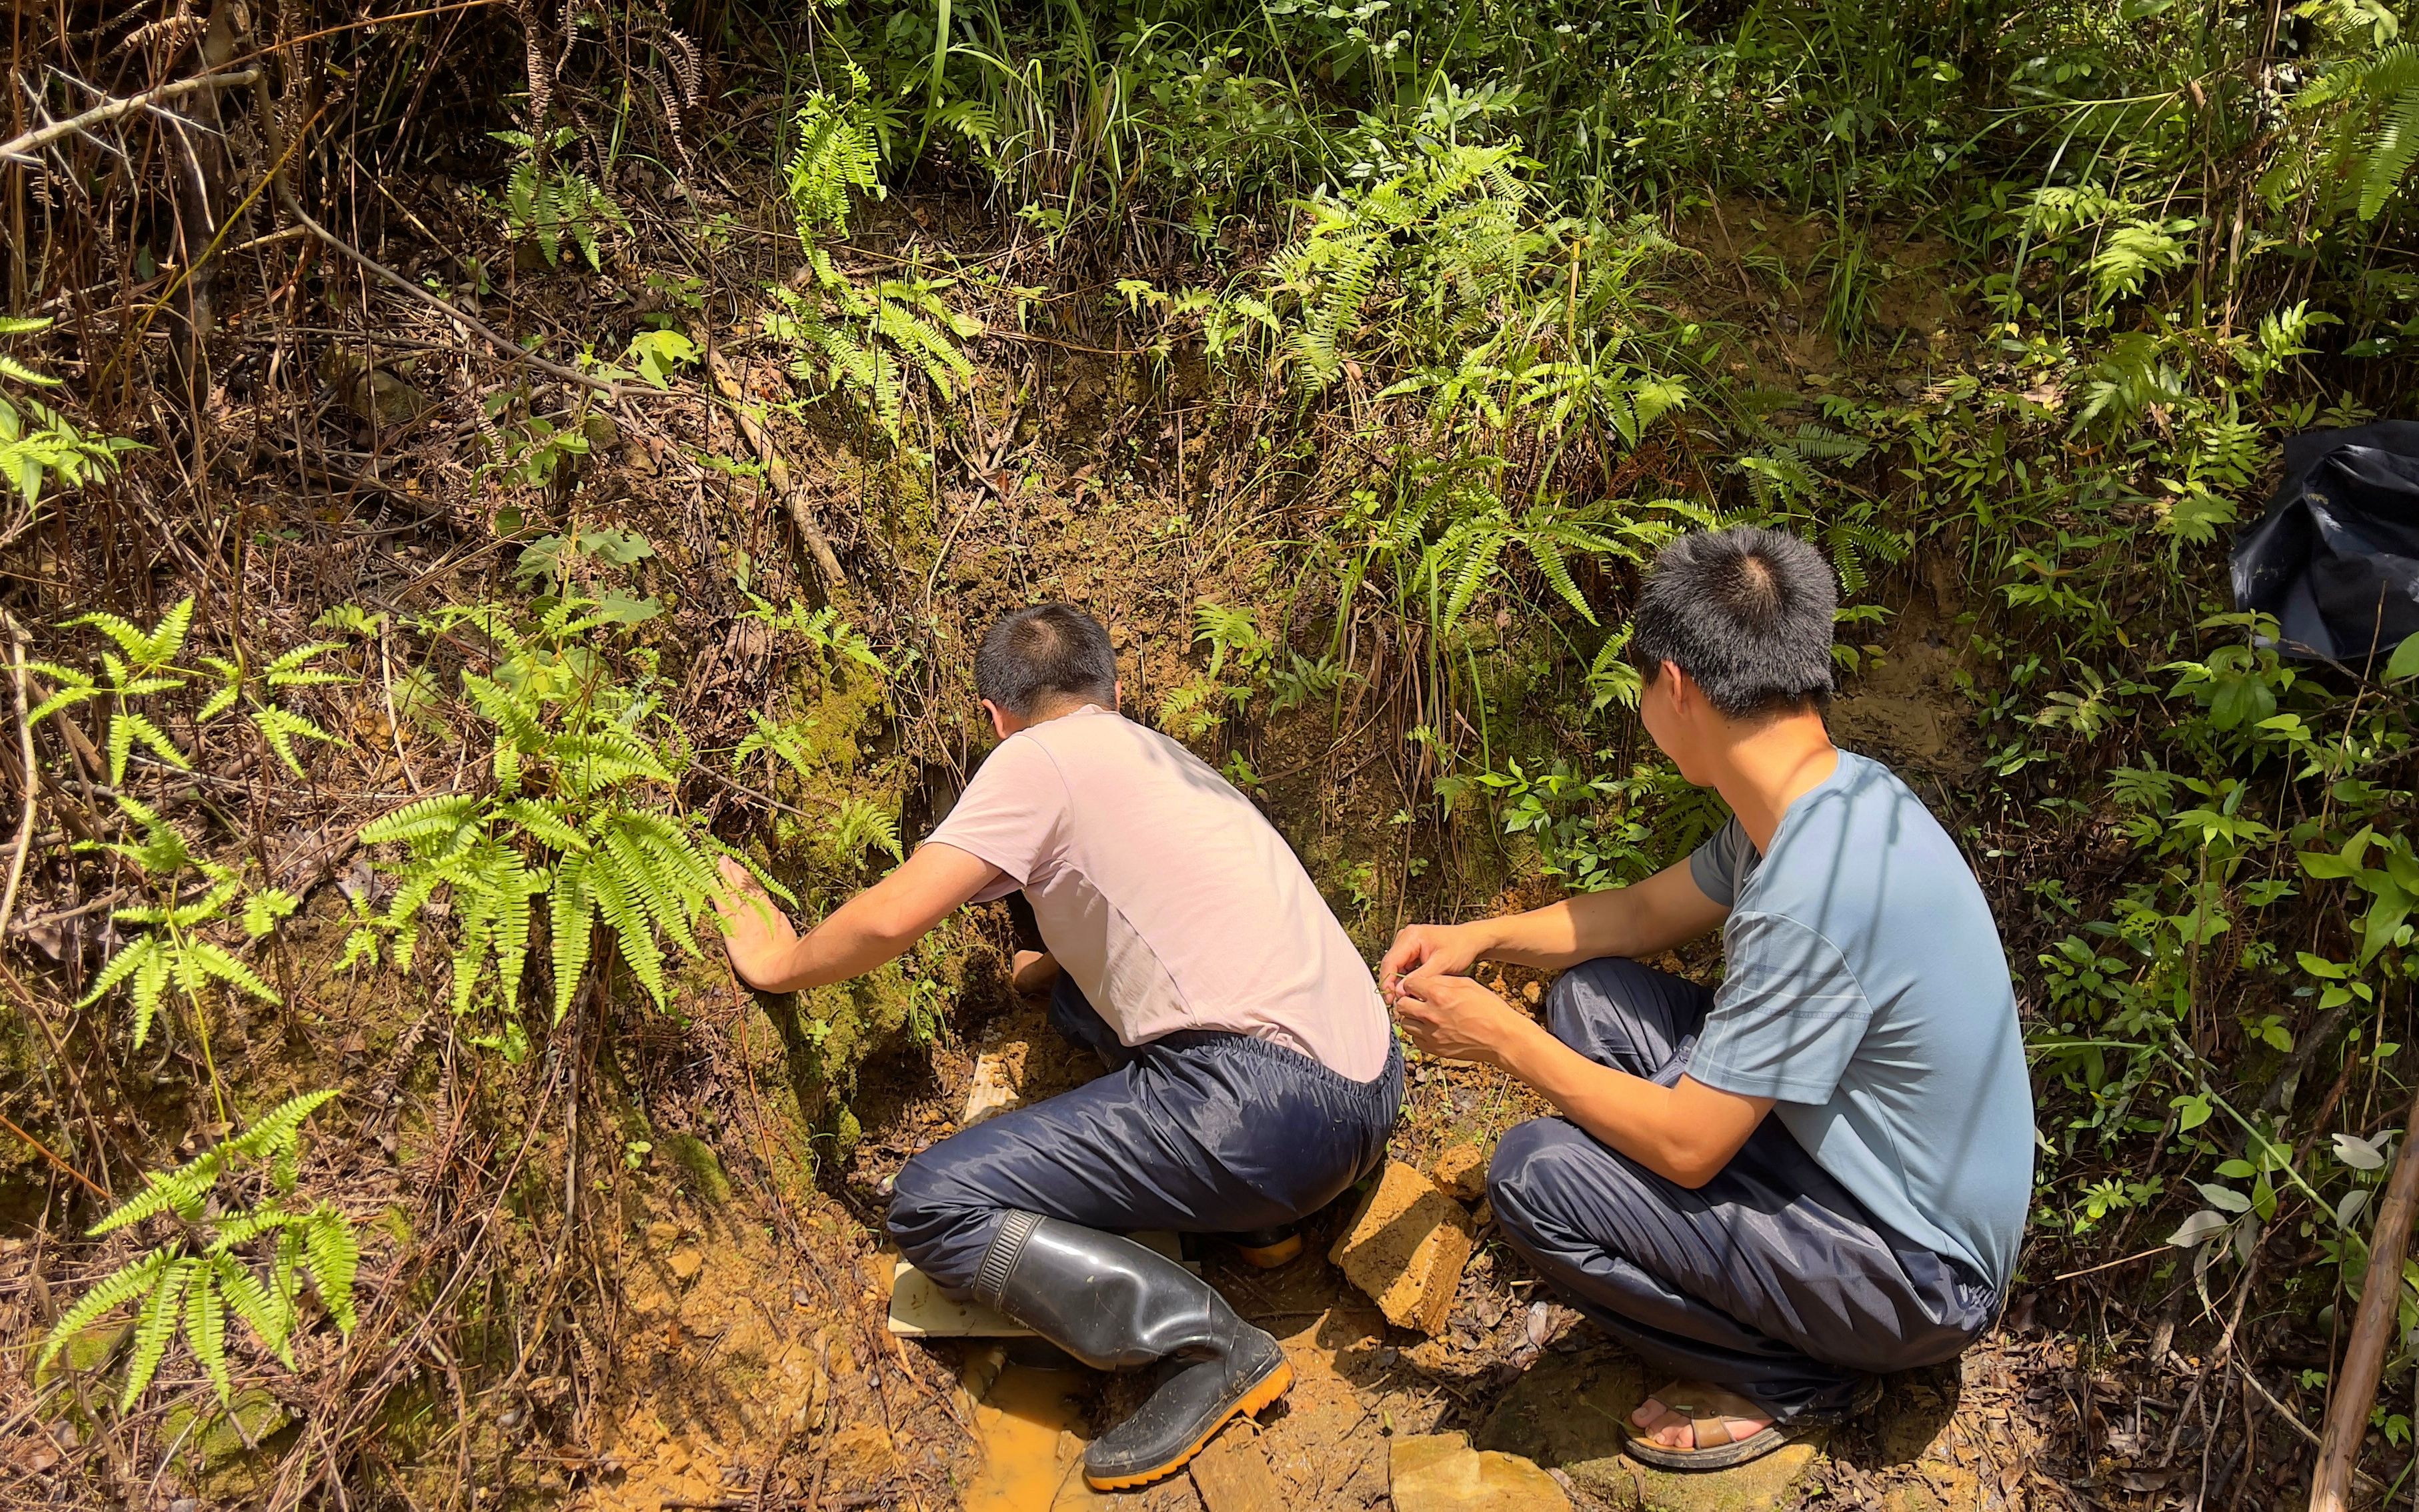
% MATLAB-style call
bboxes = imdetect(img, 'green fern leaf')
[224,1090,340,1169]
[549,853,595,1023]
[120,1258,192,1409]
[187,1265,232,1402]
[109,711,189,783]
[213,1253,295,1365]
[37,1249,171,1373]
[585,859,667,1006]
[75,933,161,1011]
[1526,536,1598,625]
[303,1205,361,1333]
[253,707,336,777]
[361,794,479,848]
[187,941,281,1004]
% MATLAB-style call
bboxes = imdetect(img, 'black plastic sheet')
[2230,420,2419,671]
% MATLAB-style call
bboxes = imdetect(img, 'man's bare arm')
[1380,859,1726,997]
[1392,971,1771,1187]
[717,843,1001,993]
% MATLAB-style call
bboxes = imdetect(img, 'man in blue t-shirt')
[1386,526,2032,1472]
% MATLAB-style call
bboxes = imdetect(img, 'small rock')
[1390,1432,1572,1511]
[667,1249,704,1282]
[647,1220,681,1246]
[1190,1425,1286,1512]
[1432,1141,1493,1202]
[1328,1161,1476,1335]
[963,1044,1028,1128]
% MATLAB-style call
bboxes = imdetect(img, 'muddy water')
[963,1361,1091,1509]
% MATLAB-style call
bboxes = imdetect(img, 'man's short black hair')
[1632,526,1837,719]
[976,603,1118,717]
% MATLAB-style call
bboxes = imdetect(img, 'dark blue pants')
[889,975,1404,1289]
[1488,958,1999,1422]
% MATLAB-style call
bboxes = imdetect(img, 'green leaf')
[186,1265,231,1402]
[243,888,299,939]
[2386,633,2419,683]
[121,1259,192,1409]
[37,1250,171,1374]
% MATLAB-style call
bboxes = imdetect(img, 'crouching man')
[1384,527,2032,1472]
[717,603,1400,1491]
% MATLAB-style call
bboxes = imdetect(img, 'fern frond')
[1526,536,1597,624]
[549,853,595,1023]
[499,798,587,853]
[120,1258,191,1409]
[75,933,161,1011]
[225,1089,339,1175]
[214,1254,294,1365]
[37,1249,171,1372]
[252,707,335,777]
[361,794,479,848]
[187,941,281,1004]
[586,859,667,1006]
[108,711,189,783]
[186,1265,231,1403]
[302,1205,361,1333]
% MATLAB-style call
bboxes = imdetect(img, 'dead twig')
[705,351,847,595]
[2310,1076,2419,1511]
[0,67,262,163]
[1,618,40,939]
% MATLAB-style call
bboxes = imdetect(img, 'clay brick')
[1432,1140,1494,1201]
[1328,1161,1474,1335]
[1190,1425,1286,1512]
[1390,1432,1572,1511]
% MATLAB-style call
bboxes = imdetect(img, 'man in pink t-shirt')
[715,603,1400,1492]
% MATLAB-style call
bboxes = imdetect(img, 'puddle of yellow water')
[963,1363,1089,1511]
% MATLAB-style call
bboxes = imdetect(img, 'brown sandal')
[1623,1377,1880,1472]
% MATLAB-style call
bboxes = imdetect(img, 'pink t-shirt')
[924,705,1391,1081]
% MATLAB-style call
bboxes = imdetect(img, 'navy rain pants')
[1488,957,2001,1422]
[889,973,1404,1290]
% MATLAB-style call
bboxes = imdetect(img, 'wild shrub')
[75,797,294,1051]
[347,598,788,1030]
[37,1091,357,1411]
[30,597,344,782]
[0,316,137,516]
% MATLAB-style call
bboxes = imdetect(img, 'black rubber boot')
[1226,1225,1304,1268]
[971,1211,1294,1489]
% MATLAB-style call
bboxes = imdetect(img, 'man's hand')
[1393,970,1540,1068]
[715,857,801,989]
[716,843,1000,995]
[1379,922,1487,1003]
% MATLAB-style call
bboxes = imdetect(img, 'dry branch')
[706,351,848,595]
[0,67,262,163]
[2310,1078,2419,1512]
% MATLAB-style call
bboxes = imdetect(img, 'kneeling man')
[718,603,1400,1490]
[1384,527,2030,1471]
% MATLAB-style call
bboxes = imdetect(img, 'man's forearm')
[1470,860,1726,971]
[733,891,925,993]
[1468,903,1594,971]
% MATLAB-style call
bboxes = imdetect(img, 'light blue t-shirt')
[1686,751,2032,1295]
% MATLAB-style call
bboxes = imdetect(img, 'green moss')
[165,1388,295,1473]
[661,1132,733,1205]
